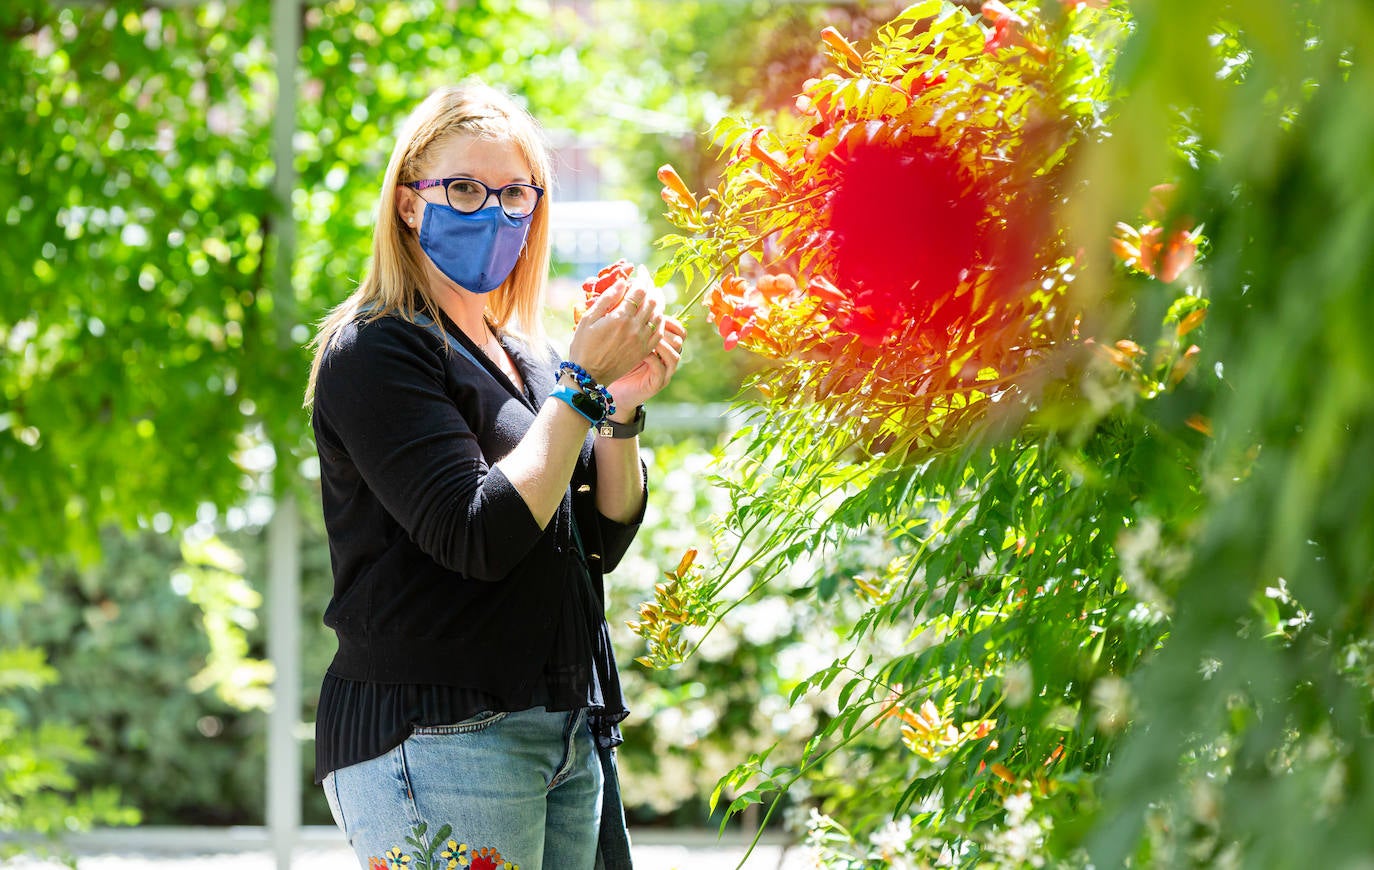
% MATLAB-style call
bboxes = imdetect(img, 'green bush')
[10,528,267,825]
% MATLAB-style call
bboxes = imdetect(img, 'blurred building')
[548,137,647,278]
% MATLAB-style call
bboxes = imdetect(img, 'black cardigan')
[310,310,641,776]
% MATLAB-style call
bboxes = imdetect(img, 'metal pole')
[268,0,302,868]
[266,494,302,869]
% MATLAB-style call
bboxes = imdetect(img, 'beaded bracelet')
[555,360,617,417]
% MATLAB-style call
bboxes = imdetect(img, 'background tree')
[0,0,656,849]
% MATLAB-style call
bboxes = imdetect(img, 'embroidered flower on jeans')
[469,846,516,870]
[439,839,466,869]
[370,831,518,870]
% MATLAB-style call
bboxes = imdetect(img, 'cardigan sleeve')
[570,448,646,575]
[313,317,543,581]
[596,504,644,574]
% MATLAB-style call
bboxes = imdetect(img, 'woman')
[304,83,684,870]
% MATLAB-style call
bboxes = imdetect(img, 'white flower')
[1003,791,1032,824]
[871,816,914,857]
[1264,577,1291,604]
[1000,819,1045,866]
[807,807,836,833]
[1091,676,1132,733]
[1004,661,1033,708]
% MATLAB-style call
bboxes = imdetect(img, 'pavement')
[5,828,814,870]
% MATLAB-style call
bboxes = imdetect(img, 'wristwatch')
[597,405,646,439]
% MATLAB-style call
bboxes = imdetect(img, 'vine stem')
[727,665,1008,869]
[682,445,875,662]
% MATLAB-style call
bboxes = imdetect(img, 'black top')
[310,310,641,783]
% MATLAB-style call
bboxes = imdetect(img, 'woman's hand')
[606,314,685,415]
[568,267,672,386]
[589,271,685,525]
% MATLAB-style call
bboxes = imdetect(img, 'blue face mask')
[416,201,532,294]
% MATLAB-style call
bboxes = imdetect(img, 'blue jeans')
[324,707,607,870]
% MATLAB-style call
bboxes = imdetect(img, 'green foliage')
[2,505,340,826]
[642,0,1374,866]
[1,0,286,570]
[0,635,139,861]
[178,534,274,710]
[609,438,822,824]
[1080,0,1374,864]
[7,528,267,826]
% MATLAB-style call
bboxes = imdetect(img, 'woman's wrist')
[564,356,608,385]
[554,360,615,420]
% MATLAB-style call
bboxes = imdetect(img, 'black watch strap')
[596,405,646,439]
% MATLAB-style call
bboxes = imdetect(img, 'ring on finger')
[625,298,641,310]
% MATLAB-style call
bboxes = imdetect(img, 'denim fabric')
[593,741,633,870]
[324,707,615,870]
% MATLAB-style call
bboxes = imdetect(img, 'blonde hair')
[305,82,553,405]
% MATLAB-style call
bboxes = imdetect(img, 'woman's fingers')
[656,323,685,360]
[618,283,650,318]
[572,269,686,387]
[655,334,683,362]
[584,274,628,321]
[666,324,685,350]
[618,285,664,351]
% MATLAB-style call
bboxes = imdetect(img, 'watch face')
[595,406,645,438]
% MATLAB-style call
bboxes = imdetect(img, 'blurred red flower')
[825,141,991,344]
[1138,225,1197,283]
[982,1,1029,54]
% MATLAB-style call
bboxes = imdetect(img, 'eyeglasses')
[405,176,545,219]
